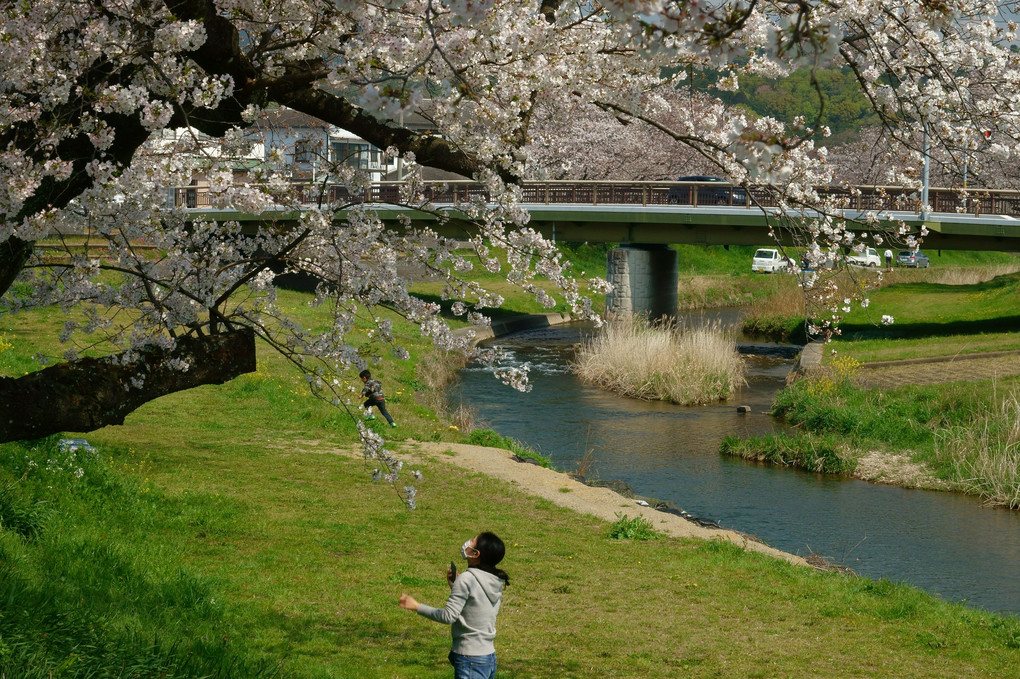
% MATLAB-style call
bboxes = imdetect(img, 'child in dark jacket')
[360,369,396,427]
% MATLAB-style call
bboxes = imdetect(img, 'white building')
[247,107,394,182]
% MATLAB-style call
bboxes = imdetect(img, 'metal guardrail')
[171,180,1020,217]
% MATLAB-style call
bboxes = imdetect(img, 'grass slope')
[3,429,1020,677]
[3,253,1020,676]
[5,249,1020,672]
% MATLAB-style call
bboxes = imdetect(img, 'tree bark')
[0,328,256,442]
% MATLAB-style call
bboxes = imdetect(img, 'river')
[447,314,1020,616]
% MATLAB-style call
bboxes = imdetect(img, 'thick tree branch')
[0,328,256,442]
[274,88,484,178]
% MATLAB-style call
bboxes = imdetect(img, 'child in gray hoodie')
[399,532,509,679]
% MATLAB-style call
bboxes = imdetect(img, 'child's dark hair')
[359,369,371,380]
[474,531,509,585]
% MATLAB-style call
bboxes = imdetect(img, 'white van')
[751,248,789,273]
[847,247,881,267]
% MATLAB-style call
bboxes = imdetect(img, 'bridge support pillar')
[605,244,678,319]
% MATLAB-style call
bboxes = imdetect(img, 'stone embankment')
[456,312,574,345]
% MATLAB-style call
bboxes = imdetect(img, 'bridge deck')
[178,181,1020,251]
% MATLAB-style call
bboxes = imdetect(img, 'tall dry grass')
[882,263,1020,287]
[676,274,742,310]
[933,386,1020,508]
[571,315,745,404]
[414,349,478,429]
[742,280,807,340]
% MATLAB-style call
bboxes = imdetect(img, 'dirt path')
[858,351,1020,390]
[401,440,809,567]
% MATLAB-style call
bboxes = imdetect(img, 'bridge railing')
[171,180,1020,217]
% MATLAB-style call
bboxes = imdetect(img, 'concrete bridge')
[178,180,1020,317]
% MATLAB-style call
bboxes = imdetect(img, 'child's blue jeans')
[449,651,497,679]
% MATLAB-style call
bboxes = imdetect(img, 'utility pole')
[921,121,930,221]
[397,110,404,181]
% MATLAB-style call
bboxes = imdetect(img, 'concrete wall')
[605,244,678,319]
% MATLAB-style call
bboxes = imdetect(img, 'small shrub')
[607,513,659,540]
[467,429,504,448]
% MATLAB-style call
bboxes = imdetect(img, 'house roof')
[381,166,469,181]
[251,107,331,130]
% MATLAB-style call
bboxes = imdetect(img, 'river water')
[447,314,1020,616]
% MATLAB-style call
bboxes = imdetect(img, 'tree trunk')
[0,328,256,442]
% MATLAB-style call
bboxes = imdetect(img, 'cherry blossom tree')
[525,91,719,180]
[827,125,1010,189]
[3,1,1020,493]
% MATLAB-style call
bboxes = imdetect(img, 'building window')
[294,138,319,163]
[331,141,382,170]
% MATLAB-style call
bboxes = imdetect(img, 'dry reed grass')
[448,401,481,432]
[571,315,745,404]
[934,387,1020,508]
[676,274,740,309]
[881,263,1020,287]
[746,280,806,318]
[414,349,475,428]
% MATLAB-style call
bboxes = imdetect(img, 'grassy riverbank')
[3,287,1020,676]
[726,270,1020,506]
[741,256,1020,346]
[724,367,1020,503]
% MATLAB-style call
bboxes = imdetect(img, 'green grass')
[915,250,1020,267]
[727,264,1020,505]
[720,433,856,474]
[3,256,1020,676]
[764,361,1020,503]
[833,332,1020,363]
[0,436,280,677]
[770,372,1018,454]
[4,429,1019,677]
[825,267,1020,365]
[836,271,1020,345]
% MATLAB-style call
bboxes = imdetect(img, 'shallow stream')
[447,313,1020,615]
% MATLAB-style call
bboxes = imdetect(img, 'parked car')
[897,250,931,268]
[847,247,881,267]
[751,248,794,273]
[666,176,748,206]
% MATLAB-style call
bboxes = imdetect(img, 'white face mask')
[461,539,477,559]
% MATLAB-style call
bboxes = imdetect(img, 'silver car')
[897,250,931,268]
